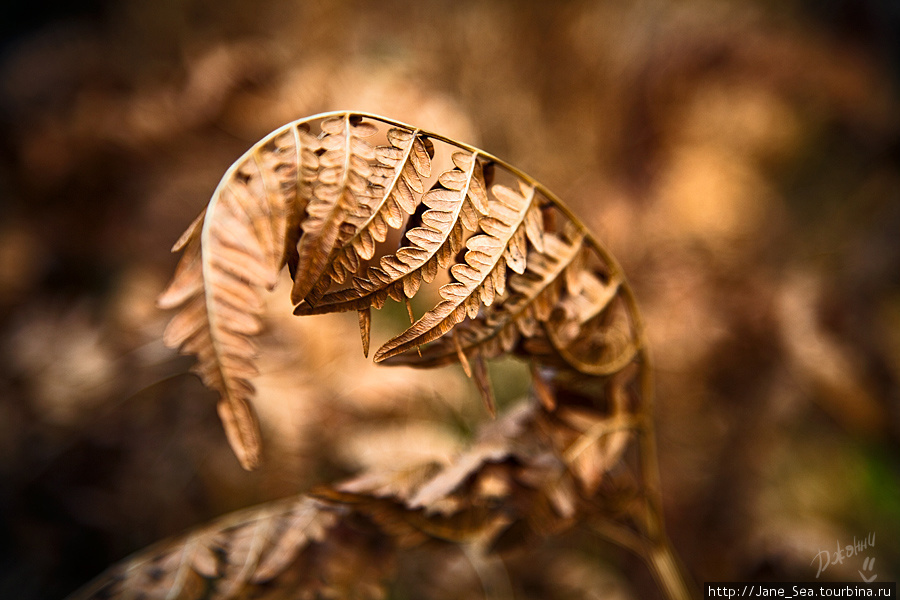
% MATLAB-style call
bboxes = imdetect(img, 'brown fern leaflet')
[75,111,692,600]
[156,125,318,469]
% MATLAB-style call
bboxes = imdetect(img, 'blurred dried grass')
[0,0,898,598]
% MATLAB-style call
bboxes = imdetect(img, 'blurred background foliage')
[0,0,898,598]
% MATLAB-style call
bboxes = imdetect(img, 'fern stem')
[645,538,696,600]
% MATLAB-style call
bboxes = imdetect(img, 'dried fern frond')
[156,125,318,469]
[66,496,398,600]
[157,111,648,468]
[295,148,488,321]
[290,114,379,305]
[323,127,433,293]
[70,386,687,600]
[79,111,692,600]
[381,222,586,369]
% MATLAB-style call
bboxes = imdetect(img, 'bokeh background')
[1,0,899,598]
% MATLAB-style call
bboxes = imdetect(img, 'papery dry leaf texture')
[68,496,395,600]
[156,125,319,469]
[158,111,649,466]
[101,111,692,600]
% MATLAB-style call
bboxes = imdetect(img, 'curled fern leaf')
[157,125,318,469]
[290,114,377,304]
[382,223,587,369]
[66,497,362,600]
[83,111,694,600]
[158,111,647,469]
[295,148,488,317]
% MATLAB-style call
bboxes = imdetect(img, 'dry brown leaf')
[373,181,537,362]
[159,111,650,470]
[157,125,317,469]
[296,147,488,317]
[381,223,587,370]
[149,111,682,598]
[325,128,433,288]
[69,496,343,600]
[291,114,377,304]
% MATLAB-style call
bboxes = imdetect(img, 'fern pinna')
[71,112,692,600]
